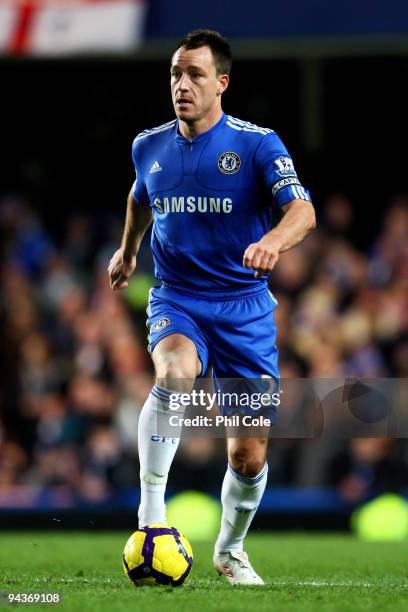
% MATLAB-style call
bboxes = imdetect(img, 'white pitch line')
[29,577,408,589]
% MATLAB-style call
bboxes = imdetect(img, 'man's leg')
[138,333,201,527]
[214,436,268,584]
[215,437,268,552]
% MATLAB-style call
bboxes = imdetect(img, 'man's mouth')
[176,98,192,106]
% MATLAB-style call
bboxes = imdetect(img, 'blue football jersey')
[132,113,311,294]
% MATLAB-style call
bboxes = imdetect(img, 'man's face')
[170,45,228,123]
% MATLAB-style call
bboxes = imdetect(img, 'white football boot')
[213,550,265,585]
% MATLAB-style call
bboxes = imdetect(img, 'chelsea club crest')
[218,151,241,174]
[151,317,170,333]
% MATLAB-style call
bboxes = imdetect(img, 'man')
[109,29,315,585]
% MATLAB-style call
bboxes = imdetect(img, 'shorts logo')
[274,156,295,177]
[151,317,170,333]
[218,152,241,174]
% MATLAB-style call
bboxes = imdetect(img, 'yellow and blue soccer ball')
[122,524,193,587]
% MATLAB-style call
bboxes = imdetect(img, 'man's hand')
[108,249,136,291]
[243,234,283,279]
[243,200,316,278]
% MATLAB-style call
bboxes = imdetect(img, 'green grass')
[1,532,408,611]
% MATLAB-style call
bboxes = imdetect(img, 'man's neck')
[178,108,223,141]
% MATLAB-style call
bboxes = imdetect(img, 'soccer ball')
[122,524,193,587]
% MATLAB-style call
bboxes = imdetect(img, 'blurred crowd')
[0,193,407,509]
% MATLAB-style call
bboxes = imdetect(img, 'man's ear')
[217,74,229,96]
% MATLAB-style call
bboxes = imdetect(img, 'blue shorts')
[146,284,279,418]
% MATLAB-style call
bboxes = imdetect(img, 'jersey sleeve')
[254,132,312,206]
[131,137,150,207]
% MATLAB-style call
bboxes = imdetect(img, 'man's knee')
[156,351,195,379]
[228,439,267,477]
[153,334,200,389]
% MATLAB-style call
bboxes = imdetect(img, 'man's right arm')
[108,187,153,291]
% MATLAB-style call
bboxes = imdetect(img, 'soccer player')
[109,29,315,585]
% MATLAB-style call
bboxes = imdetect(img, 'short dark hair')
[175,29,232,76]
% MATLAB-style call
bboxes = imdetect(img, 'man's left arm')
[244,131,316,278]
[243,199,316,278]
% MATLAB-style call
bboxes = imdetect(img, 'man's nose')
[178,73,191,90]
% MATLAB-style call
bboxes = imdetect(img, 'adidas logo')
[150,161,162,174]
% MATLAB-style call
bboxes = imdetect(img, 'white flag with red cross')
[0,0,146,55]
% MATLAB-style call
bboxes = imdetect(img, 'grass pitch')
[1,531,408,611]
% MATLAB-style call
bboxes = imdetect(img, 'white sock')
[215,463,268,553]
[138,385,183,527]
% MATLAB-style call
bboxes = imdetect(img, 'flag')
[0,0,147,55]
